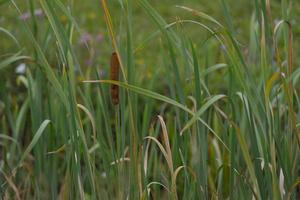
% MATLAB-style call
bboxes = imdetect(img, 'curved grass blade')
[176,5,223,28]
[0,27,20,47]
[83,80,229,151]
[18,119,51,167]
[0,52,30,71]
[180,95,226,135]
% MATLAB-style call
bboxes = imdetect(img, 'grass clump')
[1,0,300,199]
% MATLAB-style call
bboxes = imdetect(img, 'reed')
[1,0,300,199]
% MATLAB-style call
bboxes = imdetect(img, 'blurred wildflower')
[78,32,104,68]
[19,8,44,21]
[98,69,106,78]
[85,58,93,66]
[78,32,104,45]
[95,32,104,43]
[15,63,26,74]
[220,44,226,51]
[78,32,93,45]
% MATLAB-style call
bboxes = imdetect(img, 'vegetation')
[1,0,300,199]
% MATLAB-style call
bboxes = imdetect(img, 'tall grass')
[1,0,300,199]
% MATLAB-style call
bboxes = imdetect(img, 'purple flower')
[78,32,93,45]
[220,44,226,51]
[95,32,104,43]
[19,9,44,21]
[85,58,93,66]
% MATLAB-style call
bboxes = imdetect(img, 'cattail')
[110,52,120,105]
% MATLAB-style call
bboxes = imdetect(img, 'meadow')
[1,0,300,199]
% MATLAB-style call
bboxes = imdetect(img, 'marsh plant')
[1,0,300,199]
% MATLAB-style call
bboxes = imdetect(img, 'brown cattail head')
[110,52,120,105]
